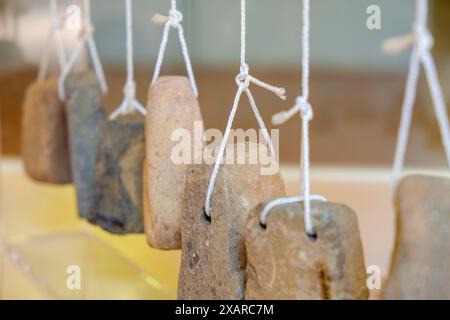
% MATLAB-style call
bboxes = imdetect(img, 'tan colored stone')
[245,201,368,300]
[21,79,72,183]
[178,142,285,300]
[382,174,450,300]
[144,76,204,250]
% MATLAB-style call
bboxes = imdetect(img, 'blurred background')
[1,0,449,166]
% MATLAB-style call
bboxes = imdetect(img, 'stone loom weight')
[245,201,368,300]
[65,72,106,218]
[21,0,71,184]
[381,0,450,299]
[21,79,72,184]
[144,76,204,250]
[86,0,146,234]
[88,115,145,234]
[382,175,450,299]
[178,143,285,300]
[244,0,368,299]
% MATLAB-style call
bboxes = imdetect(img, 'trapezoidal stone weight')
[65,72,106,218]
[382,174,450,300]
[178,142,285,300]
[21,78,72,184]
[245,201,368,300]
[144,76,204,250]
[88,115,145,234]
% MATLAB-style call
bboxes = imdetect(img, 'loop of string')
[203,0,286,218]
[110,0,146,119]
[37,0,67,82]
[261,0,325,236]
[383,0,450,194]
[58,0,108,100]
[151,0,198,96]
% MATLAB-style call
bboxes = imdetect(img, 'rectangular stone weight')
[65,72,106,218]
[88,115,145,234]
[178,142,285,300]
[144,76,204,250]
[21,79,72,183]
[245,201,368,300]
[382,175,450,300]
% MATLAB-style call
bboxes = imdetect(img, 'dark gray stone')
[88,115,145,234]
[65,72,106,218]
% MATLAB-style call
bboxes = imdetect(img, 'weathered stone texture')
[245,201,368,300]
[21,79,72,183]
[144,76,204,250]
[383,175,450,300]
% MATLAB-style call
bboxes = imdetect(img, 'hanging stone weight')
[245,201,368,300]
[144,76,204,250]
[383,175,450,300]
[65,72,106,218]
[88,115,145,234]
[21,79,72,183]
[178,142,285,300]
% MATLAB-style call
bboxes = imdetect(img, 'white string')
[261,0,325,236]
[260,195,327,226]
[37,0,67,82]
[151,0,198,96]
[58,0,108,100]
[109,0,146,119]
[384,0,450,194]
[203,0,286,218]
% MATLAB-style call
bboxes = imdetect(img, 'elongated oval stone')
[144,76,204,250]
[21,79,72,183]
[178,142,285,300]
[65,72,106,218]
[382,174,450,300]
[245,201,368,300]
[88,115,145,234]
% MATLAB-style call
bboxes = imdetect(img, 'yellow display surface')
[0,158,180,299]
[4,157,443,299]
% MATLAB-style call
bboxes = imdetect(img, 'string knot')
[168,9,183,28]
[235,63,250,89]
[80,23,94,39]
[296,96,313,121]
[271,96,312,125]
[414,24,433,54]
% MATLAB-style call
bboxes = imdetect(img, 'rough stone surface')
[382,174,450,300]
[144,76,204,250]
[245,201,368,300]
[178,143,285,300]
[21,79,72,183]
[65,72,106,218]
[88,115,145,234]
